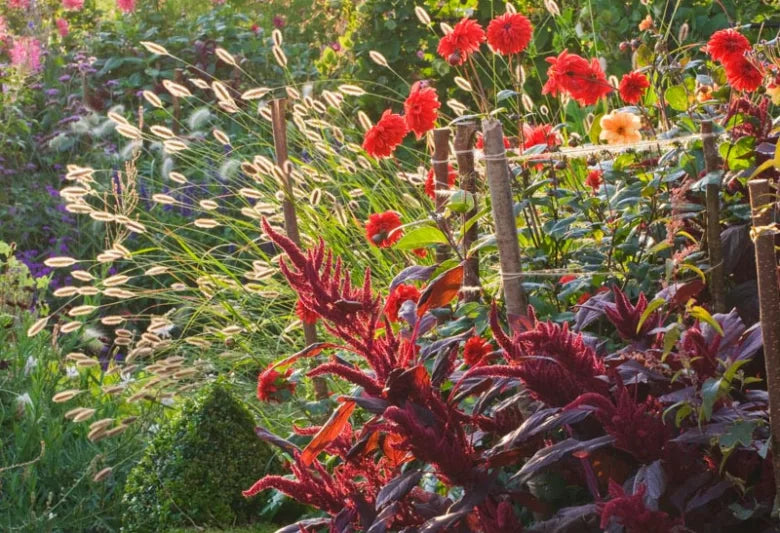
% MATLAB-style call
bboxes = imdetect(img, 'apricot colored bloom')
[362,110,408,158]
[542,50,611,105]
[618,71,650,104]
[437,18,485,66]
[463,336,493,366]
[365,211,403,248]
[116,0,136,13]
[723,55,764,92]
[638,14,653,31]
[424,164,457,200]
[599,111,641,145]
[707,28,750,63]
[768,76,780,105]
[295,299,318,325]
[486,13,533,56]
[404,81,440,138]
[585,169,603,191]
[62,0,84,9]
[9,37,42,72]
[384,284,421,322]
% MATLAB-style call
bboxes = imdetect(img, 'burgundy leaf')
[375,469,423,510]
[510,435,615,485]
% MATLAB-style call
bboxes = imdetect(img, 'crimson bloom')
[63,0,84,9]
[707,28,751,63]
[257,366,296,402]
[437,18,486,66]
[542,50,611,105]
[384,284,421,322]
[56,18,69,37]
[618,71,650,104]
[365,211,403,248]
[585,169,603,191]
[723,55,764,92]
[522,123,560,150]
[424,164,457,200]
[404,81,440,138]
[362,110,408,158]
[463,336,493,366]
[116,0,136,13]
[486,13,533,56]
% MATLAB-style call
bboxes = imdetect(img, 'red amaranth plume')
[487,305,608,406]
[680,324,722,378]
[566,383,670,463]
[599,480,684,532]
[262,218,401,381]
[603,287,662,342]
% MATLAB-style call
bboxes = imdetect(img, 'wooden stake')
[482,118,528,318]
[432,128,452,264]
[702,120,725,313]
[455,122,480,303]
[748,179,780,517]
[270,99,328,399]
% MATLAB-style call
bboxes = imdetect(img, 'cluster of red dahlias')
[542,49,611,105]
[706,28,763,92]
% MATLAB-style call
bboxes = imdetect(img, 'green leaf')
[662,323,681,362]
[589,113,604,145]
[719,420,756,450]
[448,190,476,214]
[700,377,724,421]
[665,85,689,111]
[394,226,448,251]
[496,89,519,102]
[636,298,665,334]
[689,305,724,336]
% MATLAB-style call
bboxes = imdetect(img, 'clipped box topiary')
[121,381,276,532]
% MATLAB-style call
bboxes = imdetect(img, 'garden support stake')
[748,179,780,517]
[455,122,480,303]
[482,118,528,319]
[432,128,452,264]
[271,98,328,400]
[702,120,725,313]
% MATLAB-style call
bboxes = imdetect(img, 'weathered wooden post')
[432,128,452,264]
[270,98,328,399]
[702,120,725,313]
[455,122,480,303]
[748,179,780,516]
[482,118,527,318]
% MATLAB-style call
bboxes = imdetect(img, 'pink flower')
[273,15,285,28]
[8,0,30,9]
[56,18,70,37]
[0,17,8,41]
[116,0,136,13]
[9,37,42,73]
[62,0,84,10]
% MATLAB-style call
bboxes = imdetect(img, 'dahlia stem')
[748,179,780,518]
[482,118,528,320]
[271,98,328,400]
[432,128,452,264]
[455,122,481,303]
[702,120,726,313]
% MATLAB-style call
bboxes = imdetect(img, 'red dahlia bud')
[448,51,462,66]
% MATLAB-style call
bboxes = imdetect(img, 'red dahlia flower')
[424,164,457,200]
[486,13,533,56]
[384,284,421,322]
[707,28,751,63]
[437,18,486,66]
[365,211,403,248]
[404,81,440,138]
[618,71,650,104]
[463,336,493,366]
[723,55,764,92]
[295,299,318,325]
[362,110,408,158]
[542,50,611,105]
[522,123,560,150]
